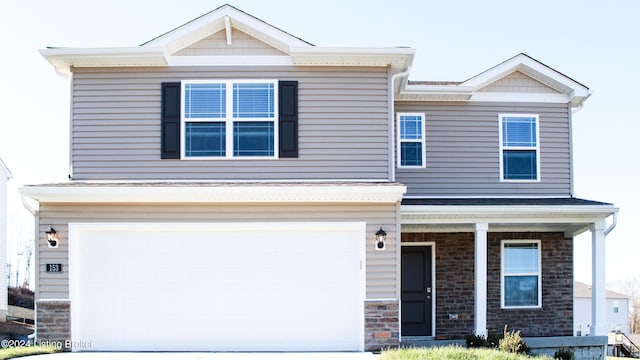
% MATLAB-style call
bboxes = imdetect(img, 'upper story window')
[397,113,426,168]
[182,80,277,158]
[499,114,540,181]
[501,240,542,308]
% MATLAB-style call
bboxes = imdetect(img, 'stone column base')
[365,299,399,351]
[36,300,71,350]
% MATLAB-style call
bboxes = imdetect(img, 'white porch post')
[591,219,607,336]
[475,223,488,337]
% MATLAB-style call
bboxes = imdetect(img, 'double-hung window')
[499,114,539,181]
[398,113,426,168]
[501,240,541,308]
[182,80,277,158]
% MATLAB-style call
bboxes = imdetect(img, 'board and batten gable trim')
[160,82,181,159]
[160,80,299,160]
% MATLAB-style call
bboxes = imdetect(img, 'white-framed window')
[181,80,278,158]
[397,112,426,168]
[498,114,540,181]
[501,240,542,308]
[613,301,620,314]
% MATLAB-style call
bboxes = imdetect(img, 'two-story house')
[22,4,617,355]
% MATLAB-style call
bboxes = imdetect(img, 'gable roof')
[0,158,11,180]
[141,4,313,55]
[39,4,414,75]
[574,281,630,299]
[397,53,591,107]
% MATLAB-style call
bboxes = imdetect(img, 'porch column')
[591,219,607,336]
[474,223,488,337]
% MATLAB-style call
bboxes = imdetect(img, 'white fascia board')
[401,204,618,225]
[20,184,407,204]
[469,92,572,104]
[290,47,415,70]
[396,84,473,101]
[39,47,167,75]
[167,55,294,66]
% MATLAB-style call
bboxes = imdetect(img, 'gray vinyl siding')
[71,66,389,180]
[395,102,571,197]
[37,203,397,300]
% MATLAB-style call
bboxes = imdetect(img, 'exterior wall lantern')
[375,227,386,251]
[45,226,59,248]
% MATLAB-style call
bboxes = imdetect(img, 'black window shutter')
[161,82,181,159]
[278,80,298,158]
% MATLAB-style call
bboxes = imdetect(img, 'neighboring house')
[574,281,630,335]
[22,4,618,355]
[0,158,11,322]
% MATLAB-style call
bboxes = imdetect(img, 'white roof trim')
[397,54,591,107]
[462,54,588,95]
[401,204,617,236]
[290,47,415,70]
[20,184,407,204]
[39,47,167,75]
[143,5,312,55]
[0,158,11,179]
[396,84,473,101]
[167,55,295,66]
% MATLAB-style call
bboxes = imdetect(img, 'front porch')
[397,198,617,358]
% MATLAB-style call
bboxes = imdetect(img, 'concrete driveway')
[20,352,381,360]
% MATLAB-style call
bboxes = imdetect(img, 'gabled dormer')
[396,53,590,107]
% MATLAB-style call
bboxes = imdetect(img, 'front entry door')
[401,246,433,336]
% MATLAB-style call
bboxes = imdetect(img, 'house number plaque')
[46,264,63,273]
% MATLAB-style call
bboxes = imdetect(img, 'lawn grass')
[0,345,60,359]
[381,346,553,360]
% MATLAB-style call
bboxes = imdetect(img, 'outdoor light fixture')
[45,226,59,248]
[375,227,386,251]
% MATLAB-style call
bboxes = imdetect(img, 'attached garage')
[68,222,366,351]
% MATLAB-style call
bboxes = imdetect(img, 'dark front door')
[401,245,433,336]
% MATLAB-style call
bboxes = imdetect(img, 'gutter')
[389,67,411,181]
[20,194,37,216]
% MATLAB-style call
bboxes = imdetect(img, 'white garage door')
[69,222,365,352]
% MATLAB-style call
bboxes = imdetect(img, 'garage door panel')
[69,222,365,351]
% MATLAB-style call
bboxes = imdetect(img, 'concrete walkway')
[20,352,381,360]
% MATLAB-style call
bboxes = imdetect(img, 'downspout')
[569,100,584,197]
[389,67,411,182]
[68,72,74,179]
[21,193,39,341]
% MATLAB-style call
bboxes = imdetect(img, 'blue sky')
[1,0,638,288]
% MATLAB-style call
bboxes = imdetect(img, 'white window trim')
[500,239,542,309]
[498,114,540,182]
[180,79,279,160]
[397,112,426,169]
